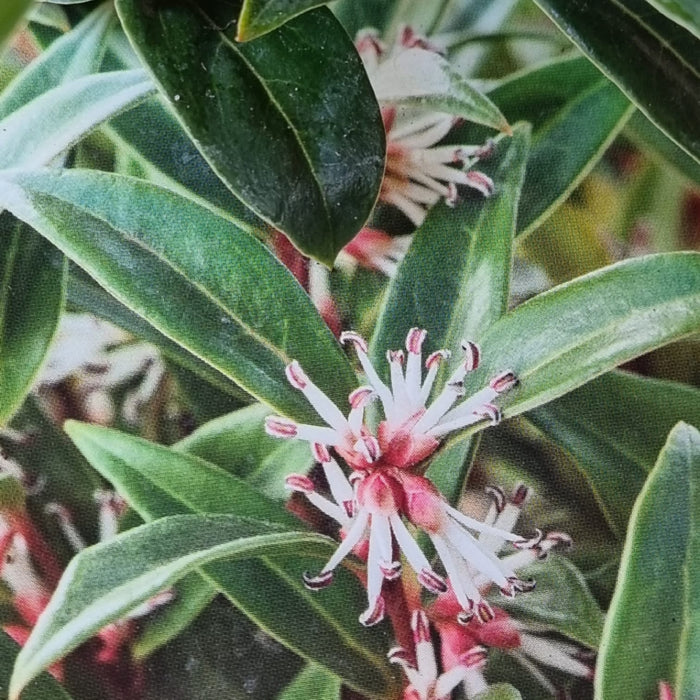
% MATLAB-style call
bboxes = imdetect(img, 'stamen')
[312,443,331,464]
[264,416,297,438]
[478,403,502,425]
[461,341,480,372]
[485,485,506,513]
[44,504,86,552]
[465,171,495,196]
[476,600,495,623]
[285,474,314,494]
[514,529,544,550]
[359,596,386,626]
[490,371,519,394]
[302,570,334,590]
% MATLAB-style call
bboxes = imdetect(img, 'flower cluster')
[357,27,496,227]
[266,328,545,626]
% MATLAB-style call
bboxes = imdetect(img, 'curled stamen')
[425,349,450,369]
[485,485,506,513]
[457,608,474,625]
[406,327,427,355]
[514,529,544,550]
[348,386,375,409]
[461,341,480,372]
[490,371,518,394]
[285,474,314,494]
[411,609,431,643]
[418,567,448,594]
[359,596,386,626]
[476,600,495,623]
[265,416,297,438]
[285,361,307,389]
[302,570,333,590]
[339,331,368,354]
[477,404,502,425]
[312,443,331,464]
[511,484,530,506]
[387,646,414,668]
[380,560,403,580]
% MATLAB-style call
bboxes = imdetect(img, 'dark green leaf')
[447,253,700,446]
[0,170,356,422]
[9,513,335,698]
[498,555,604,649]
[0,217,65,424]
[278,663,340,700]
[0,0,33,53]
[0,70,153,169]
[533,0,700,162]
[0,3,114,120]
[116,0,385,265]
[0,474,24,512]
[237,0,325,40]
[644,0,700,38]
[65,421,396,698]
[0,631,72,700]
[452,55,633,236]
[371,125,530,504]
[596,422,699,700]
[527,371,700,537]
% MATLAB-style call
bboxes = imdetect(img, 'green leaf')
[371,124,530,503]
[0,631,72,700]
[447,253,700,445]
[9,513,335,699]
[369,47,509,131]
[474,685,522,700]
[0,474,25,512]
[0,0,33,53]
[533,0,700,162]
[498,555,605,649]
[0,169,356,422]
[644,0,700,38]
[0,3,114,120]
[595,422,700,700]
[452,55,633,236]
[131,573,216,660]
[0,217,65,425]
[237,0,325,40]
[527,371,700,537]
[626,110,700,185]
[66,267,250,403]
[115,0,385,266]
[65,421,396,698]
[278,663,341,700]
[0,69,153,169]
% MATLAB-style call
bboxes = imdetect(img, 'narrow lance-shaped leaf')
[446,252,700,447]
[0,2,114,120]
[371,124,530,504]
[0,169,357,422]
[527,371,700,537]
[237,0,326,40]
[116,0,385,266]
[277,663,341,700]
[64,422,396,697]
[595,422,700,700]
[533,0,700,162]
[0,217,65,425]
[0,631,72,700]
[0,70,153,169]
[450,55,634,236]
[644,0,700,38]
[8,514,336,699]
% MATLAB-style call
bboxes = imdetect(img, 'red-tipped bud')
[461,341,480,372]
[490,371,518,394]
[285,474,315,494]
[406,327,427,354]
[265,416,297,438]
[426,349,450,369]
[312,443,331,464]
[302,570,333,590]
[340,331,368,354]
[285,361,308,390]
[348,386,375,409]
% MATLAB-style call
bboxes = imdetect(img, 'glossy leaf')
[116,0,385,266]
[446,253,700,446]
[0,3,114,120]
[0,169,356,422]
[533,0,700,162]
[278,663,341,700]
[527,371,700,537]
[0,0,32,53]
[371,125,530,504]
[596,422,699,700]
[237,0,325,40]
[370,47,508,131]
[644,0,700,38]
[9,513,335,698]
[0,217,65,425]
[498,555,604,649]
[131,573,215,660]
[0,70,153,169]
[0,632,72,700]
[175,403,313,500]
[65,421,396,697]
[452,55,633,236]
